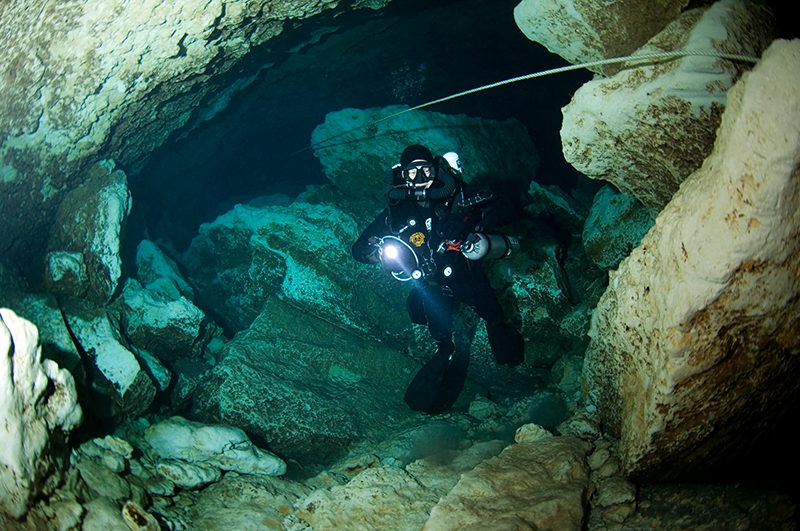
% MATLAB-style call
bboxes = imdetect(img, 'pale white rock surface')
[422,436,592,531]
[65,307,155,418]
[155,460,222,490]
[560,0,777,209]
[144,416,287,477]
[136,239,195,300]
[289,464,441,531]
[116,278,206,364]
[0,309,82,519]
[48,161,133,306]
[43,251,89,298]
[583,39,800,477]
[190,474,312,531]
[514,0,689,74]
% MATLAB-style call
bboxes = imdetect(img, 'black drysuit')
[351,181,524,368]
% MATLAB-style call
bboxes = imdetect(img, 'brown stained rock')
[583,39,800,479]
[560,0,778,210]
[422,436,592,531]
[514,0,690,75]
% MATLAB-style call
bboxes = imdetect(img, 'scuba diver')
[352,144,525,414]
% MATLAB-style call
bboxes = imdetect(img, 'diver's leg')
[460,265,525,367]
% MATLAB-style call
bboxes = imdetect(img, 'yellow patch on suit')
[409,232,426,247]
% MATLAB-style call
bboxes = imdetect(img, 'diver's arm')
[352,209,390,264]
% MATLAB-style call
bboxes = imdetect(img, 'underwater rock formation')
[311,106,540,207]
[0,309,82,519]
[582,185,658,270]
[422,436,592,531]
[0,0,363,278]
[63,302,156,419]
[583,39,800,478]
[182,197,410,339]
[47,161,132,306]
[514,0,689,75]
[191,296,422,465]
[560,0,777,209]
[144,416,287,477]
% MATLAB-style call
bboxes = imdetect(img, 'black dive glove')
[438,211,482,241]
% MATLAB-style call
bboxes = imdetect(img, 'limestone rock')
[422,436,592,531]
[192,296,418,466]
[81,498,131,531]
[494,235,574,368]
[191,474,310,531]
[135,240,195,300]
[144,416,287,477]
[290,464,440,531]
[0,309,83,519]
[514,0,689,74]
[561,0,777,209]
[526,180,588,231]
[44,251,89,298]
[74,455,132,503]
[582,185,658,270]
[48,161,133,306]
[155,460,221,490]
[311,106,539,206]
[515,423,552,444]
[582,39,800,478]
[116,278,207,365]
[182,198,411,339]
[0,0,348,276]
[2,292,84,375]
[64,304,155,418]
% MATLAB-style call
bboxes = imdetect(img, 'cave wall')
[0,0,387,280]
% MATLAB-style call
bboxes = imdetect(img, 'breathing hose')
[303,49,760,154]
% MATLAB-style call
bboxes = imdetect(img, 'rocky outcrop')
[514,0,689,75]
[311,106,539,207]
[182,197,410,338]
[582,39,800,478]
[144,416,286,477]
[582,185,658,270]
[0,309,82,519]
[422,436,592,531]
[47,161,132,306]
[0,0,362,277]
[191,296,422,465]
[116,279,209,365]
[63,303,156,419]
[560,0,777,209]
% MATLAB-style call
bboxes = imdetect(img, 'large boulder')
[582,39,800,478]
[582,185,658,270]
[182,198,411,338]
[191,296,422,466]
[63,302,156,419]
[422,436,592,531]
[0,309,82,519]
[115,278,209,366]
[144,416,286,477]
[560,0,777,209]
[311,106,539,207]
[46,161,132,306]
[514,0,689,75]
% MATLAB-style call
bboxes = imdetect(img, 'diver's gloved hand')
[438,211,481,241]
